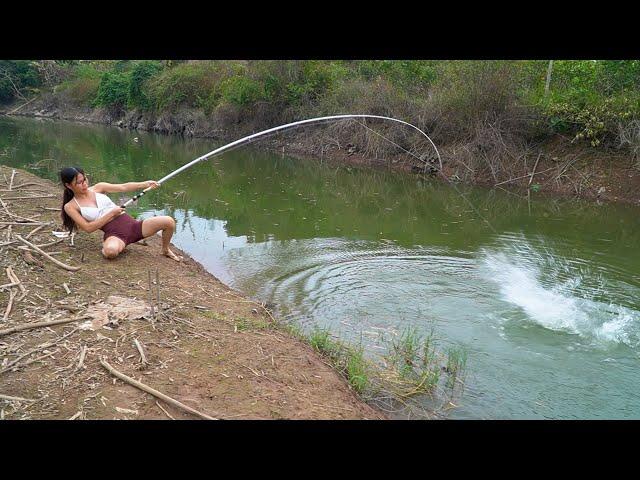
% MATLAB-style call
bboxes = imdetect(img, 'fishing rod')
[120,114,442,208]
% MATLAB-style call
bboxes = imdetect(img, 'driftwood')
[6,182,47,190]
[133,338,148,367]
[0,393,35,402]
[2,289,16,322]
[15,235,80,272]
[77,345,87,370]
[25,225,45,239]
[0,315,88,337]
[0,222,48,226]
[7,267,25,296]
[2,195,56,200]
[6,267,26,303]
[99,358,218,420]
[155,401,175,420]
[68,411,83,420]
[6,97,36,115]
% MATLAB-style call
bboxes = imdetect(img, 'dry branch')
[2,289,16,322]
[2,195,56,200]
[7,267,25,295]
[0,315,88,337]
[1,327,79,373]
[99,357,218,420]
[133,338,148,366]
[155,401,175,420]
[26,225,45,239]
[0,393,35,402]
[528,153,542,188]
[15,235,80,271]
[77,345,87,370]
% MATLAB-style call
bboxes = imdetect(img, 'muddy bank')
[4,95,640,207]
[0,165,385,420]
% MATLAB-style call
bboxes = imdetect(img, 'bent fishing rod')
[120,114,442,208]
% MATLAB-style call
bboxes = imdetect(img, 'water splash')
[480,237,640,348]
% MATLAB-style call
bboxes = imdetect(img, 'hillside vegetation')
[2,60,640,171]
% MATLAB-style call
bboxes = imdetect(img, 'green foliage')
[345,346,368,393]
[55,77,101,105]
[308,327,369,393]
[285,61,350,105]
[445,347,468,389]
[128,61,163,109]
[355,60,436,88]
[219,75,266,106]
[20,59,640,158]
[0,60,42,103]
[93,71,131,109]
[536,61,640,146]
[146,61,238,112]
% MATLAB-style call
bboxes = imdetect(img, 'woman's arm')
[64,203,124,234]
[93,181,160,194]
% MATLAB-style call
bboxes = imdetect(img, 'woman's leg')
[102,236,126,259]
[141,216,182,261]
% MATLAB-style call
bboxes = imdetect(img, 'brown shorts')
[102,213,144,246]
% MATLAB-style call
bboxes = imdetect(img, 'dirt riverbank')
[0,165,385,420]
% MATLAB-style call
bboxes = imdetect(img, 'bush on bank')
[2,60,640,161]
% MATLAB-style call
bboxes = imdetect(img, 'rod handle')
[120,185,157,209]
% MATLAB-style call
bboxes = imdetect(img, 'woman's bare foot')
[162,248,183,262]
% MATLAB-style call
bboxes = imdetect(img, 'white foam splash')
[481,244,640,348]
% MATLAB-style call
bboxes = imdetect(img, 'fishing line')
[120,115,441,207]
[353,119,498,234]
[121,113,497,233]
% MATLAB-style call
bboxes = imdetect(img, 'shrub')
[55,77,101,105]
[219,75,266,106]
[0,60,42,103]
[93,71,130,109]
[355,60,436,89]
[146,61,240,112]
[128,60,163,109]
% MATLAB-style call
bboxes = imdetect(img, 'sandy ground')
[0,165,385,420]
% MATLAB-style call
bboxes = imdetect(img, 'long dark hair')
[60,166,85,233]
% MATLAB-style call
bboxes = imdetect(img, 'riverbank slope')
[0,165,384,420]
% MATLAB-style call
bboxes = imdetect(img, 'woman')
[60,166,182,262]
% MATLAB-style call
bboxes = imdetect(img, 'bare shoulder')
[63,200,77,214]
[91,183,105,193]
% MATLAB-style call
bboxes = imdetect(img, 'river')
[1,115,639,419]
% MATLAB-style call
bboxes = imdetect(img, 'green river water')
[1,115,640,419]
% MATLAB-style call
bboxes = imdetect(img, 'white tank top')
[74,192,117,221]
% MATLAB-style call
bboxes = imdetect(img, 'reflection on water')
[2,115,640,419]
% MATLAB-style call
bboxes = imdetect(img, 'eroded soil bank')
[0,165,384,420]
